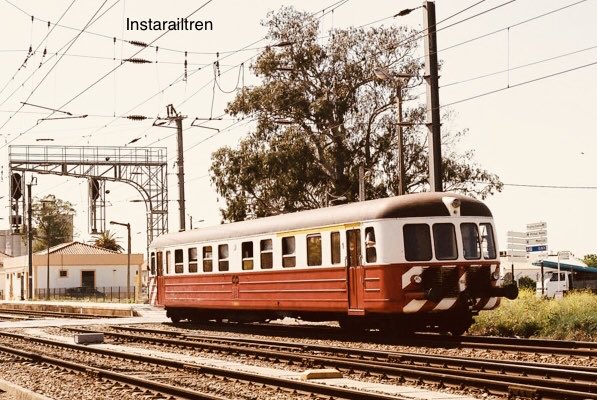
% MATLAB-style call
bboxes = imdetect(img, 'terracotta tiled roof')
[34,241,120,255]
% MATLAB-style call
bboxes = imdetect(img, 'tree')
[210,7,502,221]
[32,195,75,252]
[93,230,124,252]
[582,254,597,267]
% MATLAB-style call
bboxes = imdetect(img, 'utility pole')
[167,104,187,232]
[423,1,442,192]
[27,179,34,300]
[396,88,406,196]
[358,165,365,201]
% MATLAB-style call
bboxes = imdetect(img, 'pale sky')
[0,0,596,257]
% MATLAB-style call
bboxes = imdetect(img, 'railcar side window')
[156,252,163,276]
[165,251,171,274]
[218,244,229,271]
[403,224,432,261]
[150,252,156,275]
[480,223,497,259]
[365,227,377,263]
[433,223,458,260]
[260,239,273,269]
[203,246,213,272]
[461,223,481,260]
[188,248,198,273]
[242,241,254,270]
[331,232,341,264]
[174,249,184,273]
[282,236,296,268]
[307,234,322,266]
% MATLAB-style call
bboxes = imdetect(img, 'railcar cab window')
[260,239,273,269]
[433,223,458,260]
[306,234,322,266]
[150,252,156,275]
[403,224,432,261]
[461,223,481,260]
[165,251,171,274]
[203,246,213,272]
[174,249,184,273]
[330,231,341,264]
[218,244,229,271]
[480,223,497,259]
[365,227,377,263]
[282,236,296,268]
[242,241,254,270]
[188,248,198,273]
[156,252,163,275]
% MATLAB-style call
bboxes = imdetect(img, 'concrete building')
[0,229,27,257]
[1,241,144,301]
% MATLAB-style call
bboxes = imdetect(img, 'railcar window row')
[404,222,496,262]
[152,226,381,275]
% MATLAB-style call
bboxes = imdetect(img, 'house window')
[331,231,341,264]
[203,246,213,272]
[403,224,432,261]
[218,244,229,271]
[174,249,184,273]
[282,237,296,268]
[365,227,377,263]
[59,270,68,278]
[260,239,273,269]
[165,251,171,274]
[306,234,322,266]
[188,248,198,273]
[241,241,254,270]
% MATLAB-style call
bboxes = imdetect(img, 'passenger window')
[480,223,496,259]
[156,252,163,276]
[433,223,458,260]
[165,251,171,274]
[150,252,156,275]
[461,223,481,260]
[403,224,432,261]
[282,237,296,268]
[203,246,213,272]
[307,234,322,266]
[174,249,184,273]
[242,241,254,270]
[218,244,229,271]
[330,231,341,264]
[365,227,377,263]
[260,239,273,269]
[188,248,198,273]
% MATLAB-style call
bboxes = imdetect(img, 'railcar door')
[156,251,165,305]
[346,229,364,312]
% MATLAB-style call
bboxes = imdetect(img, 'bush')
[469,289,597,341]
[517,276,536,291]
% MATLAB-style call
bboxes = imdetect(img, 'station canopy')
[532,256,597,274]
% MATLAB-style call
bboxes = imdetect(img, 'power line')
[502,183,597,189]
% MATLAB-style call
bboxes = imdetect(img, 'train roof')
[150,192,492,248]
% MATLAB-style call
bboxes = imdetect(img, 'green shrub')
[469,289,597,341]
[517,276,536,291]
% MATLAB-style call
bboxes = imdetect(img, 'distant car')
[66,287,105,297]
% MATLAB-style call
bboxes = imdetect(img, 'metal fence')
[34,286,142,302]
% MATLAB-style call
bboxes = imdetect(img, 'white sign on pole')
[526,230,547,238]
[527,222,547,230]
[526,237,548,245]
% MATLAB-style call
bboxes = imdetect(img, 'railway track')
[0,308,116,320]
[67,325,597,400]
[180,320,597,357]
[0,330,404,400]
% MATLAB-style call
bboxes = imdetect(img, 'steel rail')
[0,331,407,400]
[0,308,119,319]
[73,326,597,400]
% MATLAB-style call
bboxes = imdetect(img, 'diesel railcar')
[148,192,518,335]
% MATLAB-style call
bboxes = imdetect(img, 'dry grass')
[469,289,597,341]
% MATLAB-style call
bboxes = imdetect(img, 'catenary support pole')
[423,1,442,192]
[27,183,33,300]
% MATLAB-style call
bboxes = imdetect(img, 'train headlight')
[451,198,461,208]
[491,271,500,280]
[412,275,423,284]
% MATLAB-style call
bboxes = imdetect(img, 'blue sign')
[527,245,547,252]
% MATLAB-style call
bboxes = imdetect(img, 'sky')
[0,0,596,257]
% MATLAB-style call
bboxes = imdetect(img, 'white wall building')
[1,242,144,301]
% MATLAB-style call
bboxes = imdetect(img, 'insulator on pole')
[126,115,148,121]
[129,40,149,48]
[124,58,152,64]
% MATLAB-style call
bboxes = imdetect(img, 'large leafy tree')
[93,230,124,253]
[211,7,502,221]
[582,254,597,267]
[32,195,75,252]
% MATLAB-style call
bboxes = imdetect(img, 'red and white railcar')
[148,192,517,334]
